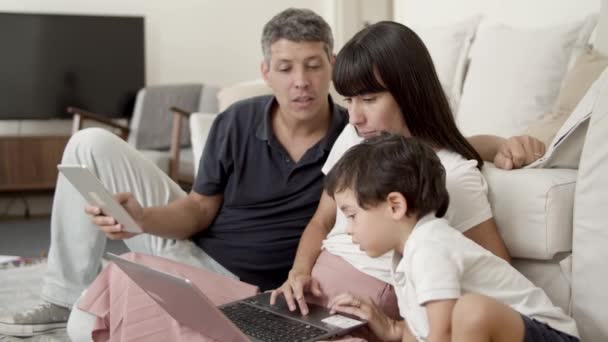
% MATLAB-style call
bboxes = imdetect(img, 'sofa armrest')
[482,165,577,260]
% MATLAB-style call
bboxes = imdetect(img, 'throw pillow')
[527,49,608,146]
[412,16,481,112]
[456,20,585,138]
[217,79,272,112]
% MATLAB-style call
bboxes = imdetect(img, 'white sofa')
[191,77,607,341]
[189,73,605,339]
[189,47,607,342]
[396,3,608,339]
[485,68,608,342]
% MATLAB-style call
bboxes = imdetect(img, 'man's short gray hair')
[261,8,333,64]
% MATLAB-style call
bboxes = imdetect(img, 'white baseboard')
[0,195,53,217]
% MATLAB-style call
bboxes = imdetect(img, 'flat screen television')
[0,12,145,119]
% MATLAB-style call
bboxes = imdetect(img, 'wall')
[332,0,393,51]
[0,0,333,87]
[0,0,336,217]
[394,0,600,27]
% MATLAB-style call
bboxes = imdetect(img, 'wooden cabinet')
[0,136,70,191]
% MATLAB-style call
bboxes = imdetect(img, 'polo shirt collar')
[392,251,406,287]
[320,95,347,151]
[255,96,276,141]
[254,95,345,147]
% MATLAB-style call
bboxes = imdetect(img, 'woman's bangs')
[333,48,386,97]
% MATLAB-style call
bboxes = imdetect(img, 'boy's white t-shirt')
[393,215,579,340]
[321,125,493,283]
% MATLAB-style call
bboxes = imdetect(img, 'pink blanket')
[78,252,259,341]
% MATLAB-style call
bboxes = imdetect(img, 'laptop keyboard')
[220,303,327,342]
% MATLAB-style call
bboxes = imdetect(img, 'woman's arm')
[468,135,546,169]
[291,191,337,275]
[463,218,511,263]
[270,191,337,314]
[445,154,511,263]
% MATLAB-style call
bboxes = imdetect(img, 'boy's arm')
[424,299,457,342]
[376,318,416,342]
[395,320,417,342]
[408,244,461,342]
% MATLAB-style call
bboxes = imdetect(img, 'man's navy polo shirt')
[192,95,348,290]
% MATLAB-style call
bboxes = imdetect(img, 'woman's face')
[343,91,410,139]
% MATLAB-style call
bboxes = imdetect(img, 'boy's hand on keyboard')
[328,293,404,342]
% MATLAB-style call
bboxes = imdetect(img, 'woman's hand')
[327,293,404,342]
[494,135,546,169]
[270,269,324,315]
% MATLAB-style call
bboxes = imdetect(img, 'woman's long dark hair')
[333,21,483,169]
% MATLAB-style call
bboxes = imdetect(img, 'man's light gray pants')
[40,128,236,340]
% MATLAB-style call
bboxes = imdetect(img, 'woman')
[272,21,517,325]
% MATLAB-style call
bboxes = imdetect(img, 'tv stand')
[0,135,69,192]
[0,120,72,192]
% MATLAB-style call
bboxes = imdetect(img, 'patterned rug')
[0,258,69,342]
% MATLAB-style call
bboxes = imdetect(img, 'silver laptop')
[105,253,366,342]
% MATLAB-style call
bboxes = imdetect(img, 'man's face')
[261,39,333,121]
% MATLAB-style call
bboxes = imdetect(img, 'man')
[0,7,543,337]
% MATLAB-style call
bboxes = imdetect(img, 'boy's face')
[335,189,402,258]
[261,39,333,123]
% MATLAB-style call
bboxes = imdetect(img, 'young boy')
[324,133,579,342]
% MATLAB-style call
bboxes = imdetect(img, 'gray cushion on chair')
[129,84,203,150]
[140,147,194,179]
[198,84,220,113]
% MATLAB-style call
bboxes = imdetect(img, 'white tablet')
[57,164,143,233]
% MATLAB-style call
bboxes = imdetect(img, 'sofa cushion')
[457,21,585,137]
[566,13,598,69]
[513,256,572,313]
[217,80,272,112]
[526,69,606,170]
[140,147,194,180]
[412,16,480,111]
[526,49,608,147]
[482,165,576,260]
